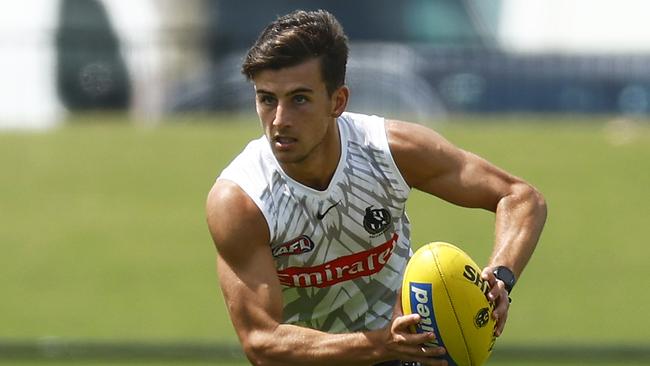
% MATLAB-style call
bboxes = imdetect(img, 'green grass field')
[1,114,649,365]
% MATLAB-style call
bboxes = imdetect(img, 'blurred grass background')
[1,114,649,365]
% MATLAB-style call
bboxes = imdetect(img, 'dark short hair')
[241,10,349,95]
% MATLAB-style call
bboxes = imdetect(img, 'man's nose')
[272,102,292,128]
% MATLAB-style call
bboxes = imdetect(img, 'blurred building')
[171,0,650,119]
[3,0,650,129]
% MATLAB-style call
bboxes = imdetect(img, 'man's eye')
[259,95,276,105]
[293,95,308,104]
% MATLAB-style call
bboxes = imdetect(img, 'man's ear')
[330,85,349,117]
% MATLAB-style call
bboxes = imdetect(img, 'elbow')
[530,185,548,222]
[242,334,271,366]
[506,182,547,223]
[241,331,285,366]
[521,183,548,228]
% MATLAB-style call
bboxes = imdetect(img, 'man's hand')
[481,267,510,337]
[379,290,448,366]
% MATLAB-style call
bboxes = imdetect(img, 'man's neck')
[281,122,341,191]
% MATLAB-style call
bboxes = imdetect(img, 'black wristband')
[492,266,516,294]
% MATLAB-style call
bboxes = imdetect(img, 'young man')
[206,10,546,366]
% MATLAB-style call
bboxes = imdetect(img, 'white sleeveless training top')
[218,112,412,333]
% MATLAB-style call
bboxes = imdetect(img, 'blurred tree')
[56,0,131,110]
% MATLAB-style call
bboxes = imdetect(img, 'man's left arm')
[386,119,547,336]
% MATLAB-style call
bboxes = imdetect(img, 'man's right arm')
[206,179,446,366]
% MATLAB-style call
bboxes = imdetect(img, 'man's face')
[252,58,343,165]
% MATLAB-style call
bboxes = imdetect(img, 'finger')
[487,278,505,303]
[392,313,421,333]
[481,267,497,286]
[390,330,436,348]
[399,344,447,364]
[494,301,509,336]
[481,268,500,300]
[420,345,447,358]
[489,281,507,318]
[400,330,437,346]
[492,286,509,337]
[494,308,508,337]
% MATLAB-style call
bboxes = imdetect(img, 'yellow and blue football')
[401,242,497,366]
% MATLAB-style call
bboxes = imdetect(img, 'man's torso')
[219,112,412,332]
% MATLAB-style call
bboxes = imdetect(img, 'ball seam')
[434,243,473,366]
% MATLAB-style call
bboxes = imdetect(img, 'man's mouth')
[273,136,297,150]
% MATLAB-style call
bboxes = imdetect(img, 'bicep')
[387,120,522,211]
[206,180,283,339]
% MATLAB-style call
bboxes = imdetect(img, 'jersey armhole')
[377,118,411,197]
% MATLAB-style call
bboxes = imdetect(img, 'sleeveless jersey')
[218,112,412,333]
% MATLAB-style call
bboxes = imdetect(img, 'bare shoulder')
[385,119,442,146]
[206,179,270,261]
[385,119,465,188]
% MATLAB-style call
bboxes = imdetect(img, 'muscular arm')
[387,120,547,333]
[206,179,444,366]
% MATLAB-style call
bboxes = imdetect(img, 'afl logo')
[272,235,314,257]
[363,206,392,236]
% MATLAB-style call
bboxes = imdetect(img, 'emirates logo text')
[277,233,398,288]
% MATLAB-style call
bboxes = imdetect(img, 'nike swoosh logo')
[316,200,341,220]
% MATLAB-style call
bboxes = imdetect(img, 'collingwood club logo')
[363,206,392,236]
[474,307,490,328]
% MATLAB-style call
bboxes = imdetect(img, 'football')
[401,242,497,366]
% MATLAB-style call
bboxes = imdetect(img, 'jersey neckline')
[266,115,349,198]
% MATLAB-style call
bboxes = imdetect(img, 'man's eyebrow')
[287,87,314,95]
[255,87,314,96]
[255,89,273,96]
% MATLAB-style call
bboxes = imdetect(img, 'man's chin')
[273,150,307,165]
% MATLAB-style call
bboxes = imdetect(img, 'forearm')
[489,183,547,277]
[243,323,389,366]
